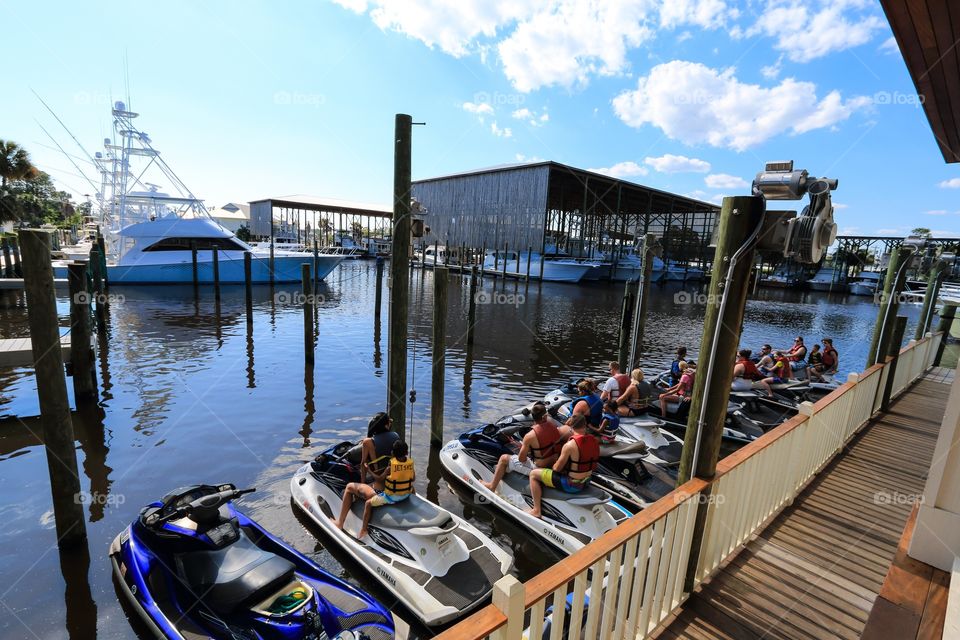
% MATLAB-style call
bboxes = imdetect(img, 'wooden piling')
[190,241,199,288]
[387,114,413,440]
[934,303,957,366]
[525,246,532,283]
[67,262,97,403]
[501,243,508,280]
[19,230,87,547]
[243,251,253,307]
[302,263,313,363]
[313,238,319,283]
[916,263,947,340]
[374,256,384,320]
[1,238,12,278]
[212,248,221,303]
[88,245,107,331]
[430,267,448,446]
[467,265,478,346]
[868,247,913,366]
[677,196,764,591]
[617,280,634,368]
[96,234,107,287]
[880,316,908,410]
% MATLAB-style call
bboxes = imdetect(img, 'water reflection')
[59,539,97,639]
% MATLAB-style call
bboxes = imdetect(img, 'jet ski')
[109,483,393,640]
[440,426,633,556]
[291,441,513,627]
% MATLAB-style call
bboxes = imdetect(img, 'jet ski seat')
[176,531,295,614]
[502,473,611,506]
[351,494,452,530]
[600,441,648,457]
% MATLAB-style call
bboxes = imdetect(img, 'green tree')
[236,224,251,242]
[911,227,933,238]
[0,140,38,188]
[350,220,364,239]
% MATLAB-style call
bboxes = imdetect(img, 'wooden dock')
[0,335,72,368]
[653,371,952,640]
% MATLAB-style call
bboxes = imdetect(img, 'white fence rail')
[435,332,944,640]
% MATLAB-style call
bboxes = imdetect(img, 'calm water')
[0,261,924,639]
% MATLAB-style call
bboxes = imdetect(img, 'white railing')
[434,332,944,640]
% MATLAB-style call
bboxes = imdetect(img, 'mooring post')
[868,247,914,366]
[501,243,508,280]
[212,248,221,303]
[88,245,107,332]
[11,236,23,277]
[374,256,384,320]
[618,280,634,368]
[916,262,948,340]
[430,267,448,446]
[934,302,957,366]
[387,114,413,440]
[467,265,478,346]
[190,241,199,289]
[96,234,108,288]
[525,246,532,283]
[628,233,657,369]
[302,263,313,363]
[880,316,909,410]
[67,262,97,404]
[1,237,12,278]
[19,230,87,547]
[243,251,253,308]
[679,196,764,591]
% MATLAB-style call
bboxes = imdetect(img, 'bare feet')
[526,508,541,519]
[331,517,344,530]
[480,480,494,491]
[357,528,368,539]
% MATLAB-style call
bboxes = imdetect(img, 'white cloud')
[462,101,494,116]
[644,153,711,173]
[832,203,849,209]
[705,173,748,189]
[511,108,533,119]
[612,60,870,150]
[511,107,549,126]
[925,210,950,216]
[588,161,649,179]
[939,178,960,188]
[839,226,860,235]
[744,2,886,62]
[879,36,899,55]
[515,153,545,163]
[875,228,902,235]
[760,55,783,80]
[491,122,512,137]
[660,0,737,29]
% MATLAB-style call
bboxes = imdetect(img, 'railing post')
[490,575,524,640]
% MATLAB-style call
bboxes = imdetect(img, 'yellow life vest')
[383,457,414,496]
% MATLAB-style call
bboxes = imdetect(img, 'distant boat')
[608,250,666,282]
[761,263,803,288]
[482,249,593,282]
[806,266,848,292]
[848,271,883,296]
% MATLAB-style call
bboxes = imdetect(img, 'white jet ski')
[291,440,513,627]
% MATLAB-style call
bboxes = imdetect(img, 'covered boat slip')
[411,162,720,276]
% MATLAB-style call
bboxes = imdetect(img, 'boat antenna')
[32,90,102,169]
[34,120,100,194]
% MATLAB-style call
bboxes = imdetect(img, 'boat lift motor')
[752,161,839,264]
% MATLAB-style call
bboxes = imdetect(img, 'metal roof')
[247,195,392,217]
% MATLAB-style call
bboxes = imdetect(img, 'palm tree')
[0,140,38,188]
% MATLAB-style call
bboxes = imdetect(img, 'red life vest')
[528,421,561,461]
[775,356,793,379]
[822,347,837,369]
[613,373,631,396]
[567,433,599,473]
[737,357,762,381]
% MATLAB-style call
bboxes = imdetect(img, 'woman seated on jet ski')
[617,368,654,416]
[659,361,695,417]
[767,351,793,383]
[527,415,600,519]
[818,338,839,378]
[335,439,415,540]
[570,380,604,428]
[593,400,620,443]
[732,349,773,397]
[482,402,570,493]
[786,336,808,372]
[359,412,399,490]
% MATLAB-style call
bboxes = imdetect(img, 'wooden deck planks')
[653,375,950,640]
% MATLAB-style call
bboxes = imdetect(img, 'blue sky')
[2,0,959,236]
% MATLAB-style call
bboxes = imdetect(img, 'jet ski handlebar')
[154,487,256,525]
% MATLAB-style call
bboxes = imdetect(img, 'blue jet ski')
[109,483,394,640]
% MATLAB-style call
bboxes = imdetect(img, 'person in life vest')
[482,403,570,492]
[670,346,688,385]
[820,338,839,375]
[659,361,695,417]
[335,440,415,539]
[786,336,808,372]
[732,349,773,397]
[616,368,654,416]
[805,344,824,380]
[594,399,620,443]
[570,380,604,428]
[600,361,632,402]
[358,412,399,490]
[768,351,793,383]
[527,414,600,518]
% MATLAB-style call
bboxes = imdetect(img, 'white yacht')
[53,101,342,284]
[482,249,593,282]
[848,271,883,296]
[807,266,848,292]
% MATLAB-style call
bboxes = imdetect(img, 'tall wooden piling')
[374,256,384,320]
[916,262,948,340]
[501,243,508,280]
[212,248,221,303]
[88,245,107,331]
[243,251,253,308]
[388,114,413,440]
[67,263,97,403]
[302,263,313,364]
[934,302,957,366]
[525,246,532,283]
[628,233,657,369]
[617,280,634,368]
[1,237,12,278]
[96,234,107,287]
[868,247,913,366]
[430,267,448,446]
[678,196,764,591]
[190,241,199,288]
[880,316,908,411]
[19,230,87,547]
[313,238,319,283]
[467,265,479,346]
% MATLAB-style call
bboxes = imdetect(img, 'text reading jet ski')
[110,483,393,640]
[291,441,513,627]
